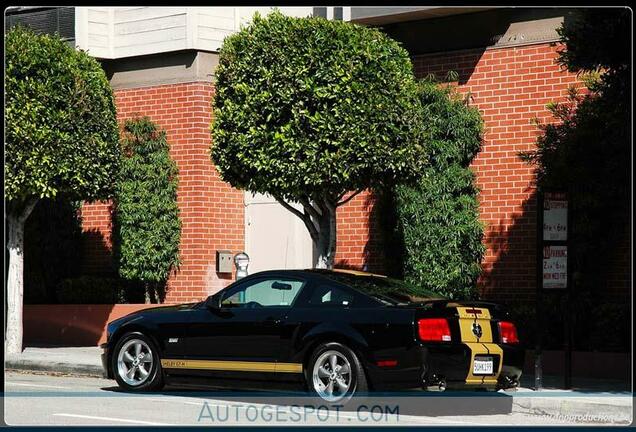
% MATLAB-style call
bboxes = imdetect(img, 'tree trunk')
[274,196,338,270]
[5,199,38,354]
[315,207,337,270]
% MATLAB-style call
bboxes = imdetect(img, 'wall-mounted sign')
[542,245,567,289]
[543,192,568,241]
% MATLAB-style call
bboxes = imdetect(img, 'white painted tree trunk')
[6,216,26,354]
[5,199,37,355]
[314,208,337,270]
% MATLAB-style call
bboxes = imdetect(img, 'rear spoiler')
[419,299,506,313]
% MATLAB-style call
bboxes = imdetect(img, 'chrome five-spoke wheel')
[117,339,154,386]
[312,350,352,402]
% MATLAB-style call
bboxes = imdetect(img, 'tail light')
[498,321,519,344]
[418,318,452,342]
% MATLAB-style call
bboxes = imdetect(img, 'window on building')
[5,7,75,42]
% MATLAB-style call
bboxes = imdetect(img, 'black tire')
[305,342,368,405]
[112,332,164,392]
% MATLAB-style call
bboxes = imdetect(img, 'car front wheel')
[112,332,164,391]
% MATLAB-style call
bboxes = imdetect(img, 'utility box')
[216,250,233,273]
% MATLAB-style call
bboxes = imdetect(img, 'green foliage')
[211,11,425,203]
[5,26,119,204]
[56,276,145,304]
[23,196,83,304]
[114,118,181,291]
[557,8,630,75]
[520,9,630,298]
[394,80,485,300]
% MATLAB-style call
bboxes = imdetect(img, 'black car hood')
[108,302,199,328]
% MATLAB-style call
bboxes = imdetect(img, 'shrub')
[114,117,181,303]
[393,80,484,299]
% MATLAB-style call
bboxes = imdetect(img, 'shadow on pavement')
[101,384,514,417]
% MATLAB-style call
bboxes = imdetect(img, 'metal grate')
[5,7,75,42]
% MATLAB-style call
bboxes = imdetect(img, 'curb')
[6,358,104,378]
[511,393,633,424]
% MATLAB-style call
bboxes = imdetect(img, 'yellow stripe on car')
[456,306,503,384]
[463,342,503,385]
[160,359,303,373]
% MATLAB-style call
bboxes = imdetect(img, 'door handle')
[264,317,282,325]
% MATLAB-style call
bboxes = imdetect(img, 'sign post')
[537,191,571,389]
[534,191,544,390]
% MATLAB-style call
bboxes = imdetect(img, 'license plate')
[473,357,494,375]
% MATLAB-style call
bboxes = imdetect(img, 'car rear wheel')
[307,342,367,404]
[112,332,164,392]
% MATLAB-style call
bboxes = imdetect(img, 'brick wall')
[80,82,244,303]
[335,190,386,274]
[412,43,582,301]
[79,42,628,304]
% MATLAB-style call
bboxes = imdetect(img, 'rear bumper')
[367,342,524,391]
[424,343,524,389]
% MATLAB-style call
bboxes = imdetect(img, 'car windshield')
[316,271,446,306]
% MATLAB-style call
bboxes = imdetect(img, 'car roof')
[244,268,388,279]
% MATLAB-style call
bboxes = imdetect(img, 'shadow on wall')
[334,190,398,276]
[23,196,83,304]
[479,189,538,303]
[80,228,116,276]
[23,303,115,347]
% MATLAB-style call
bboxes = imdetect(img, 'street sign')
[536,190,572,391]
[542,245,567,289]
[543,192,568,241]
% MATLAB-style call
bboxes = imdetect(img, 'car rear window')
[315,272,446,306]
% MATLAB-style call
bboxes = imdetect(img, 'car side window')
[306,284,355,307]
[221,278,305,308]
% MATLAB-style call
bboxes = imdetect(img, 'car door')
[182,275,308,377]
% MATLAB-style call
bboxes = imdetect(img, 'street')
[3,372,631,426]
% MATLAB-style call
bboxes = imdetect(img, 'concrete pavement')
[5,346,633,425]
[3,372,633,426]
[6,346,103,377]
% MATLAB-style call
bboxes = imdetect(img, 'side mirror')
[205,294,221,310]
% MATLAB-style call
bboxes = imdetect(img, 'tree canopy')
[5,26,120,208]
[211,11,426,268]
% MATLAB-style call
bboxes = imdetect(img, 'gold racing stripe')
[456,306,503,385]
[463,342,503,385]
[160,359,303,373]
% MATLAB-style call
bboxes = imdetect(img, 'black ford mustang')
[101,269,524,402]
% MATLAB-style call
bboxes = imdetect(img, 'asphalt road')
[3,371,629,426]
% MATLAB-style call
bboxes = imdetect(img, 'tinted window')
[307,285,355,307]
[221,278,304,308]
[314,271,446,306]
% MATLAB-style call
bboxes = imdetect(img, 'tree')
[211,12,425,269]
[520,8,630,298]
[114,117,181,303]
[5,27,119,353]
[393,80,485,299]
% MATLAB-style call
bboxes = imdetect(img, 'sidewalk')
[5,346,633,423]
[513,374,632,423]
[6,346,103,377]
